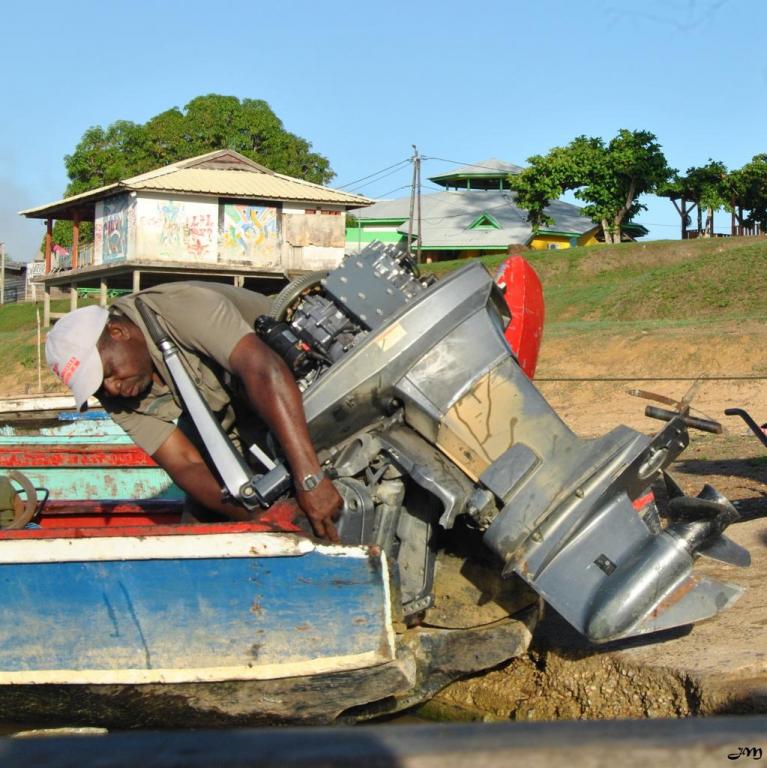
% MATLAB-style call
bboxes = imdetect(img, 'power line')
[375,184,412,198]
[422,156,520,174]
[346,163,413,194]
[344,153,521,196]
[336,158,411,190]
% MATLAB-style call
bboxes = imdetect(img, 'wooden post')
[70,285,78,312]
[132,269,141,294]
[45,219,53,273]
[100,278,108,307]
[0,241,5,305]
[72,214,80,270]
[44,287,51,327]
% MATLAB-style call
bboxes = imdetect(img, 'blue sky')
[1,0,763,260]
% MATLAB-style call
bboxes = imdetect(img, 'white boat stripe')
[0,533,373,564]
[0,649,394,685]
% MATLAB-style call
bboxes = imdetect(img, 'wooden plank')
[0,503,297,535]
[3,466,180,501]
[0,444,158,468]
[33,498,182,517]
[0,416,133,445]
[0,395,87,414]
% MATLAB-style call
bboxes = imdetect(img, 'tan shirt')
[100,282,272,457]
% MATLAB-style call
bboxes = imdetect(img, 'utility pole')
[415,149,422,265]
[407,148,417,257]
[407,145,422,262]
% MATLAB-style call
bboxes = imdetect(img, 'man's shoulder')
[116,281,271,310]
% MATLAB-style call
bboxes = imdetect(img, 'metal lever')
[645,406,722,434]
[724,408,767,448]
[134,299,291,509]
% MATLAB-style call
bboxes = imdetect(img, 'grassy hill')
[422,236,767,328]
[2,236,767,397]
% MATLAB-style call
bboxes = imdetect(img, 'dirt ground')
[425,324,767,722]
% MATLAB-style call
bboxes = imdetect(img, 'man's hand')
[296,476,342,542]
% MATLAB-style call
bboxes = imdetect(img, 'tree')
[51,95,334,248]
[658,160,728,238]
[510,129,671,244]
[727,154,767,233]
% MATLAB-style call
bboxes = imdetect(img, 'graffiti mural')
[136,198,216,261]
[184,213,215,258]
[220,204,280,264]
[159,200,182,253]
[101,195,131,263]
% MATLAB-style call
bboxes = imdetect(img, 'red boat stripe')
[41,499,182,516]
[0,445,158,468]
[0,499,302,539]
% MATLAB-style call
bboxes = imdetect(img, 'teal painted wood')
[0,413,178,499]
[0,419,133,446]
[18,467,182,501]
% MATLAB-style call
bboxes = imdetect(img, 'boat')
[0,409,535,728]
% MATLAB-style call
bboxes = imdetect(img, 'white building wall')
[134,193,218,262]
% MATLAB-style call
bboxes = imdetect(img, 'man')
[45,281,341,541]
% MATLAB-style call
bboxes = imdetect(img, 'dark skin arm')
[153,428,253,521]
[152,332,341,541]
[228,332,341,542]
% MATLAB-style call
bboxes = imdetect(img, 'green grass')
[421,236,767,324]
[0,297,104,328]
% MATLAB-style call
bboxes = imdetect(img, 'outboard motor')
[257,242,748,642]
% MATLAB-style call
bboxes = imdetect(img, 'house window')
[304,209,317,215]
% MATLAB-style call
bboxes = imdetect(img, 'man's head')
[45,306,155,409]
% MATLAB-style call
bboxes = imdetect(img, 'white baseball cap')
[45,305,110,411]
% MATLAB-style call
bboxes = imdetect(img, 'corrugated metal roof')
[357,190,595,247]
[20,149,371,218]
[126,168,370,204]
[20,182,123,217]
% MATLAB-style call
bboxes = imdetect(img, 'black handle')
[724,408,767,448]
[645,406,722,434]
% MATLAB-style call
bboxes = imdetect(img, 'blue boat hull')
[0,532,393,684]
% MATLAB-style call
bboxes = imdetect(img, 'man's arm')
[152,428,253,521]
[228,332,341,542]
